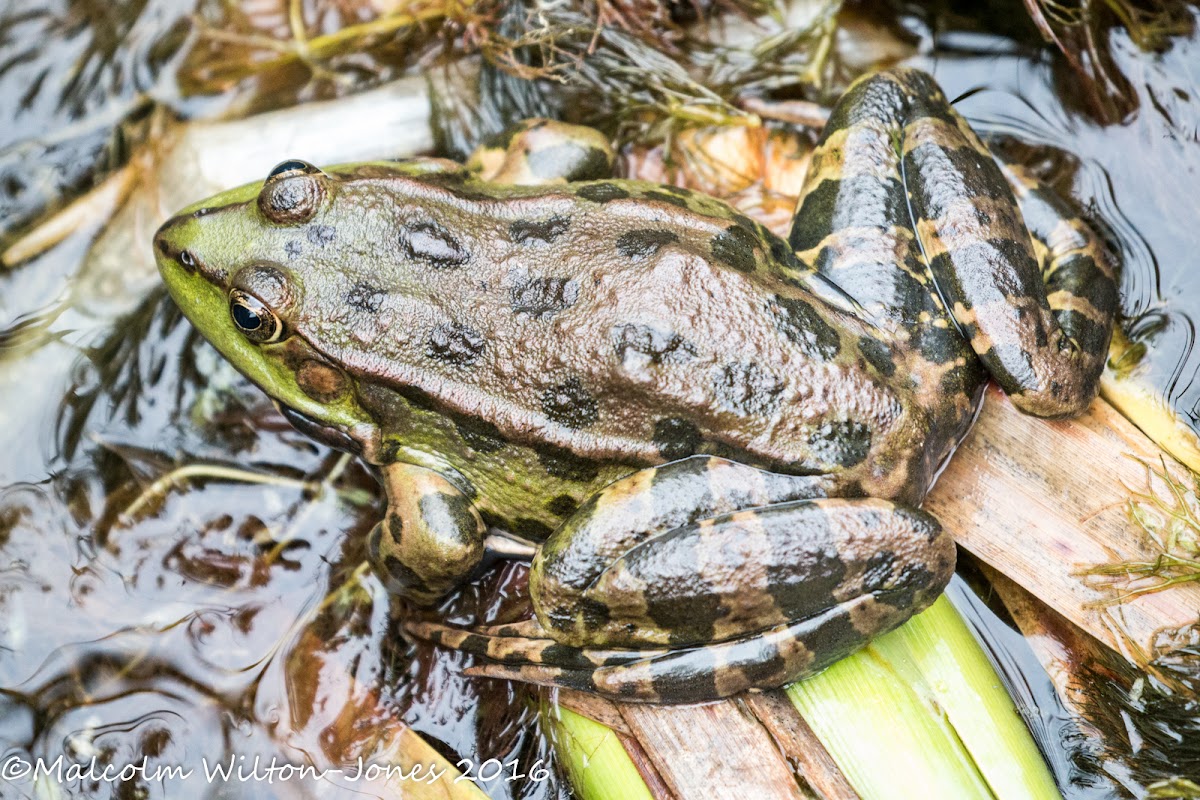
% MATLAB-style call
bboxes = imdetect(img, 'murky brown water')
[2,2,1199,798]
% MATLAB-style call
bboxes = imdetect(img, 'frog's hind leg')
[999,161,1119,368]
[405,456,956,703]
[787,70,949,345]
[410,589,909,703]
[885,69,1118,417]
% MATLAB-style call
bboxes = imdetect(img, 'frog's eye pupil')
[267,159,318,180]
[230,290,283,343]
[232,302,260,330]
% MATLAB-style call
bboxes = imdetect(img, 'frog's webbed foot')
[407,594,906,704]
[406,456,956,704]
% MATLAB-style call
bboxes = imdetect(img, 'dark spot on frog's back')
[616,229,678,259]
[346,282,385,313]
[652,418,703,460]
[307,224,336,246]
[643,189,693,210]
[540,378,599,428]
[613,324,695,366]
[510,272,579,317]
[807,420,872,468]
[714,362,784,415]
[399,220,470,269]
[576,183,630,203]
[711,225,760,273]
[546,494,579,518]
[535,442,601,482]
[772,296,841,359]
[427,322,485,366]
[510,215,571,244]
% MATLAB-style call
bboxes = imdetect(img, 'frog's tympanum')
[154,69,1117,703]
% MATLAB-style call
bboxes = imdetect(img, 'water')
[2,1,1199,798]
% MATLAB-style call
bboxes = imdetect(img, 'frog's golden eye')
[230,289,284,343]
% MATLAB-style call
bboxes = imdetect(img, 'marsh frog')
[153,68,1117,703]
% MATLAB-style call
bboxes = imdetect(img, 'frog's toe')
[408,591,919,704]
[404,617,651,670]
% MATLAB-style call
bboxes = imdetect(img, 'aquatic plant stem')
[545,706,654,800]
[787,594,1061,800]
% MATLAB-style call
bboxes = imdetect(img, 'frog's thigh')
[467,119,615,185]
[367,462,486,605]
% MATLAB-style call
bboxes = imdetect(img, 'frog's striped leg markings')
[405,457,955,703]
[410,557,946,704]
[882,68,1116,417]
[531,456,833,648]
[998,163,1119,366]
[367,462,486,605]
[405,618,653,669]
[788,71,948,340]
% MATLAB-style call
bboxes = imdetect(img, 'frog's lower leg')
[368,461,487,605]
[791,68,1117,418]
[890,70,1117,417]
[406,456,955,703]
[1000,162,1119,364]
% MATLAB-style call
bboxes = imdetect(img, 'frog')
[152,68,1117,704]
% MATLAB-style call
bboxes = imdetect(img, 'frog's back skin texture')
[153,70,1117,703]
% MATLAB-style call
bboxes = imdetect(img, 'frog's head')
[153,159,376,450]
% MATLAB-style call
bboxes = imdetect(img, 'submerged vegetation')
[1022,0,1193,121]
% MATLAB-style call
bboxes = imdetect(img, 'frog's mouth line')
[276,403,363,455]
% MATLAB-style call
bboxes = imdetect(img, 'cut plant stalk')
[546,706,655,800]
[787,591,1061,800]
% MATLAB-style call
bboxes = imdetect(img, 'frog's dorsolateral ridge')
[153,68,1117,704]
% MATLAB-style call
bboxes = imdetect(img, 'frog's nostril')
[179,250,197,271]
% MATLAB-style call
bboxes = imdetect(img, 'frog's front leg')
[407,457,955,703]
[367,462,488,605]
